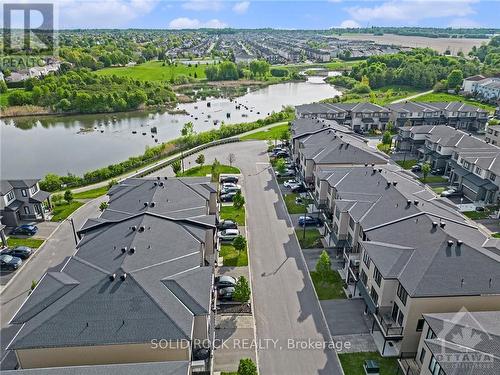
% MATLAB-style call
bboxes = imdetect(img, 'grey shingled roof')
[0,361,189,375]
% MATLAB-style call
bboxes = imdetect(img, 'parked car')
[440,188,462,197]
[220,186,241,195]
[274,151,289,158]
[276,169,295,178]
[218,228,240,241]
[298,216,322,227]
[291,184,307,193]
[411,164,422,172]
[218,286,235,301]
[220,176,238,184]
[431,168,444,175]
[215,275,237,289]
[272,147,286,155]
[283,179,299,188]
[2,246,33,260]
[0,254,22,270]
[11,225,38,236]
[220,192,237,202]
[217,220,238,230]
[222,183,241,190]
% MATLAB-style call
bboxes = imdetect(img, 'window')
[370,287,379,305]
[426,326,436,340]
[391,303,399,322]
[490,173,496,182]
[419,348,426,363]
[349,217,355,230]
[30,185,38,194]
[475,166,482,175]
[397,283,408,306]
[6,191,14,201]
[23,206,30,215]
[397,311,404,326]
[21,189,27,197]
[373,267,382,287]
[360,269,368,285]
[428,355,444,375]
[416,318,425,332]
[335,208,340,219]
[363,251,371,268]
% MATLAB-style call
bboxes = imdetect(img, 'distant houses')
[462,75,500,102]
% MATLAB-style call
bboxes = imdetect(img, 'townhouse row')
[291,118,500,374]
[295,101,489,133]
[5,177,220,375]
[395,125,500,203]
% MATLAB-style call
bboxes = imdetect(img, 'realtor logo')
[3,3,55,54]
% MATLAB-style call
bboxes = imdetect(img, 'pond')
[1,76,341,178]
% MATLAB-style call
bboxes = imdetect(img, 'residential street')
[0,197,105,369]
[153,141,343,374]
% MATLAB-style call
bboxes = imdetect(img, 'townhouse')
[7,177,218,373]
[403,310,500,375]
[386,102,488,132]
[485,125,500,145]
[462,75,500,102]
[396,125,500,203]
[293,127,387,184]
[295,102,391,132]
[0,179,51,227]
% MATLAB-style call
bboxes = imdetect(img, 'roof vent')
[159,182,164,187]
[456,240,463,246]
[153,182,158,186]
[393,181,398,186]
[414,200,419,205]
[371,163,375,167]
[447,240,454,247]
[345,143,349,149]
[150,202,156,207]
[138,226,145,232]
[378,168,382,173]
[129,247,136,254]
[121,247,127,253]
[340,135,343,138]
[372,168,377,174]
[407,200,412,206]
[386,181,391,187]
[144,202,149,207]
[164,176,168,180]
[109,273,116,281]
[156,176,161,180]
[432,222,438,228]
[121,273,127,281]
[131,225,137,231]
[440,221,446,228]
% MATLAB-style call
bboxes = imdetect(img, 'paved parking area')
[321,299,370,336]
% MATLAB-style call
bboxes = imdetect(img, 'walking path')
[390,90,433,104]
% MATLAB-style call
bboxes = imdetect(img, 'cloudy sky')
[11,0,500,29]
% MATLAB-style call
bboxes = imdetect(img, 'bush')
[99,202,109,211]
[233,235,247,253]
[238,358,257,375]
[51,193,63,205]
[64,190,73,203]
[233,190,245,210]
[233,276,251,303]
[352,83,371,94]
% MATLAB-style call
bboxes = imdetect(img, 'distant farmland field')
[95,61,206,82]
[336,33,490,54]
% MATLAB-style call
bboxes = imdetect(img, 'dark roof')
[4,179,39,189]
[29,190,51,203]
[4,200,23,211]
[0,361,190,375]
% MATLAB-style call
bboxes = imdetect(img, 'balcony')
[374,307,404,338]
[398,353,420,375]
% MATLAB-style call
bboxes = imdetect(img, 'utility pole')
[181,151,185,173]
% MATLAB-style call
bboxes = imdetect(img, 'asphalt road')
[158,141,342,374]
[0,197,105,369]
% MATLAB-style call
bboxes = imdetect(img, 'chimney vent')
[432,222,438,228]
[440,221,446,228]
[153,182,158,186]
[386,181,391,187]
[109,274,116,281]
[121,273,127,281]
[159,182,164,187]
[156,176,161,180]
[378,168,382,172]
[144,202,149,207]
[150,202,156,207]
[393,181,398,186]
[131,226,137,231]
[447,240,454,247]
[407,200,412,206]
[138,226,145,232]
[130,247,136,254]
[414,200,419,205]
[121,247,127,253]
[164,176,168,180]
[456,240,463,246]
[371,163,375,167]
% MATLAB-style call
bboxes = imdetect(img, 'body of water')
[1,76,341,178]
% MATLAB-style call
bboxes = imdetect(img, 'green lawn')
[463,210,491,220]
[220,244,248,267]
[396,159,417,170]
[310,270,345,300]
[6,237,45,248]
[492,233,500,238]
[432,186,446,195]
[295,228,324,249]
[73,186,109,199]
[220,205,246,226]
[240,123,289,141]
[284,193,308,214]
[95,60,206,82]
[419,176,448,183]
[51,201,84,222]
[339,352,399,375]
[415,92,496,112]
[177,164,240,177]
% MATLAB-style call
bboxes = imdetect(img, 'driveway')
[0,196,106,370]
[321,299,370,336]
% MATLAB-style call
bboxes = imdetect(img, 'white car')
[440,187,462,197]
[222,183,241,190]
[217,229,240,241]
[283,179,299,188]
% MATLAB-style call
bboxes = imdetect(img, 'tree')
[64,189,73,204]
[233,276,251,303]
[51,193,63,206]
[195,154,205,166]
[275,158,287,175]
[280,129,290,143]
[447,69,464,90]
[228,153,236,167]
[233,235,247,253]
[99,202,109,211]
[233,190,245,209]
[181,121,195,139]
[422,162,431,182]
[171,160,182,175]
[211,158,221,182]
[315,250,332,285]
[40,173,62,192]
[237,358,257,375]
[0,80,7,93]
[382,131,392,145]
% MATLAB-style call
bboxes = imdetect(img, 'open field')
[240,123,289,141]
[414,92,496,112]
[336,33,490,54]
[95,61,206,82]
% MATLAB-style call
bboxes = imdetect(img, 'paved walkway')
[390,90,433,104]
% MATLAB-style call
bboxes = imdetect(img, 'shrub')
[233,276,251,303]
[238,358,257,375]
[233,190,245,209]
[64,190,73,203]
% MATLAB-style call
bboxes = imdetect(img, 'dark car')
[2,246,33,260]
[291,184,307,193]
[298,215,322,227]
[411,164,422,172]
[274,151,289,158]
[220,192,237,202]
[218,286,235,301]
[431,168,444,175]
[0,254,22,270]
[220,176,239,184]
[215,275,237,289]
[11,225,38,236]
[217,220,238,230]
[276,169,295,178]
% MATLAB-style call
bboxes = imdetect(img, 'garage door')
[462,183,478,201]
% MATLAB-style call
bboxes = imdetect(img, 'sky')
[3,0,500,30]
